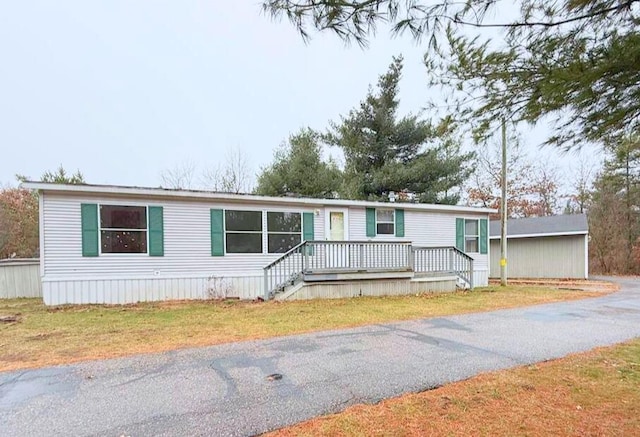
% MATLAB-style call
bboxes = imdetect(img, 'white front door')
[325,209,349,241]
[325,209,349,268]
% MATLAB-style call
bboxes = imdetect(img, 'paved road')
[2,278,640,437]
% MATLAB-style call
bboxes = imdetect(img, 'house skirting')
[41,275,264,305]
[473,269,489,288]
[40,268,488,305]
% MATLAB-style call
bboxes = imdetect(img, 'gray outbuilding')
[489,214,589,279]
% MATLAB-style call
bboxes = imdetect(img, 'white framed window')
[99,205,148,254]
[267,212,302,253]
[376,209,395,235]
[225,210,263,253]
[465,219,479,253]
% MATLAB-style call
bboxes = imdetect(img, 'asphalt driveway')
[2,277,640,436]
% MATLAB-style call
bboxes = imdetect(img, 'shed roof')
[489,214,588,239]
[21,182,496,215]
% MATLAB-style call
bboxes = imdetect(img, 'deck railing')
[263,241,413,299]
[262,241,307,300]
[303,240,413,273]
[263,241,474,299]
[413,246,474,288]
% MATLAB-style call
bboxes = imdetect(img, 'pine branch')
[452,0,638,28]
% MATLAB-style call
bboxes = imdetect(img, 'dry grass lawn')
[0,283,612,372]
[267,338,640,437]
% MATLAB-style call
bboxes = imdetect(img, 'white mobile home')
[24,183,493,305]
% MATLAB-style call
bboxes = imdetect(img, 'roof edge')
[489,230,589,239]
[21,182,497,214]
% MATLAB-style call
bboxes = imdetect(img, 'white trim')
[325,208,349,240]
[39,192,45,278]
[21,182,496,214]
[223,209,264,254]
[98,204,149,255]
[266,211,303,254]
[584,233,589,279]
[375,208,395,235]
[489,230,589,240]
[464,218,480,254]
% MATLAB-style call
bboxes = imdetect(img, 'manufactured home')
[24,183,494,305]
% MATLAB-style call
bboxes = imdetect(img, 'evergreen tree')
[601,135,640,270]
[17,165,85,184]
[255,128,341,198]
[587,134,640,273]
[326,56,473,204]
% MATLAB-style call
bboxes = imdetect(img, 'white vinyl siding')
[349,207,489,279]
[42,195,324,279]
[489,235,587,279]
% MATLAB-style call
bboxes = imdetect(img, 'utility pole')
[500,120,508,286]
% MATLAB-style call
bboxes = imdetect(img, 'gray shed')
[489,214,589,279]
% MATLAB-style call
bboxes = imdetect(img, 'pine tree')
[326,56,473,204]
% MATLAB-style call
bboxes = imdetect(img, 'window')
[465,219,479,253]
[225,210,262,253]
[267,212,302,253]
[100,205,147,253]
[376,209,395,235]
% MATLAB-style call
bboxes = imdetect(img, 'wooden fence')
[0,258,42,299]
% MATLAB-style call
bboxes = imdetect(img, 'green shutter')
[81,203,99,257]
[395,209,405,237]
[303,212,315,255]
[366,208,376,237]
[479,218,488,254]
[455,218,464,252]
[303,212,314,242]
[210,209,224,256]
[148,206,164,256]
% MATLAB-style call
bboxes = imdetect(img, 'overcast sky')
[0,1,601,190]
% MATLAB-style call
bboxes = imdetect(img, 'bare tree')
[159,161,197,190]
[202,147,254,194]
[531,163,562,217]
[564,157,597,214]
[467,137,563,218]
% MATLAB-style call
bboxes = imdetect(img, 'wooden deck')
[263,241,474,299]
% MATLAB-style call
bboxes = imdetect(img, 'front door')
[325,209,349,268]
